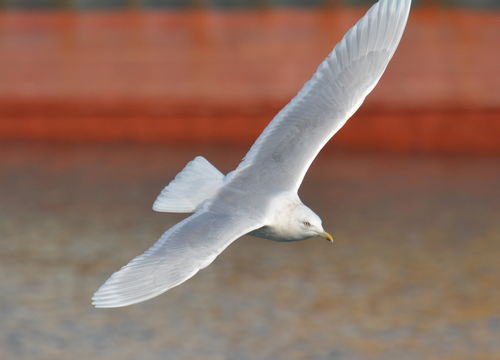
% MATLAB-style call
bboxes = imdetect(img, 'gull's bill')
[320,232,334,242]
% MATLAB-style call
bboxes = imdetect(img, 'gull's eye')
[303,221,311,227]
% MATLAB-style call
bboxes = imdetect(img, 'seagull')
[93,0,411,308]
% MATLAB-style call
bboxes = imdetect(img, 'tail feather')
[153,156,224,213]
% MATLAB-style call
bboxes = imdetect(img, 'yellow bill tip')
[320,231,334,242]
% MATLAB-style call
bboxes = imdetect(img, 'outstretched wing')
[229,0,411,192]
[92,210,262,308]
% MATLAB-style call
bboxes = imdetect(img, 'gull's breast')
[248,225,308,243]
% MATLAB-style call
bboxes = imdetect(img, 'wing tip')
[91,283,163,308]
[91,259,201,308]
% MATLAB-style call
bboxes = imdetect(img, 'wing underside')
[92,211,261,308]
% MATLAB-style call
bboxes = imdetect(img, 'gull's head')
[293,204,333,242]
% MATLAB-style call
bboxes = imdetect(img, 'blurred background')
[0,1,499,360]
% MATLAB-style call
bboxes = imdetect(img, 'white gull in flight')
[93,0,411,308]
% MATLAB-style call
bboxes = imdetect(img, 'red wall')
[0,8,498,153]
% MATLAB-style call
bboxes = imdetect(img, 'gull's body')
[93,0,411,308]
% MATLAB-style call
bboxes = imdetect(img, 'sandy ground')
[0,142,498,360]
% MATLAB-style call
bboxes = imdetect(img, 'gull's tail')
[153,156,225,213]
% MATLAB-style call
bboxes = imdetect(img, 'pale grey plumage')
[93,211,261,308]
[92,0,411,308]
[229,0,411,192]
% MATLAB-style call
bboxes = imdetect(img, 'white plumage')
[93,0,411,308]
[152,156,224,213]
